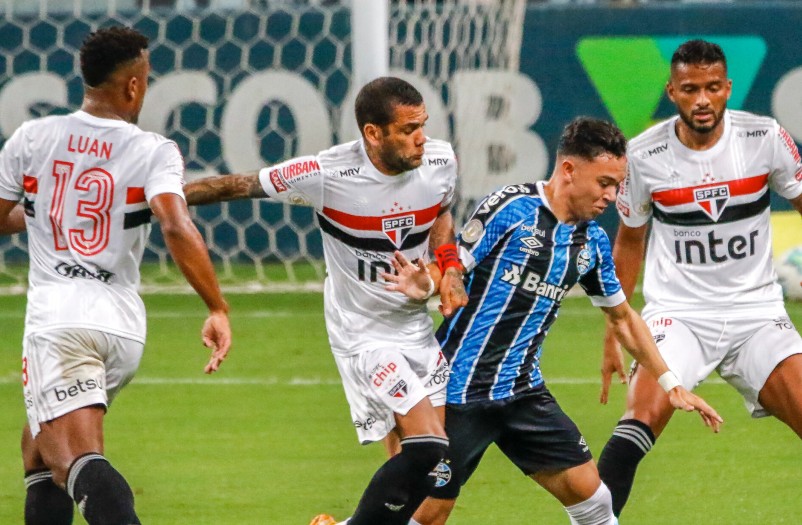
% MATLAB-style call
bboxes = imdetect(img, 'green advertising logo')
[576,36,766,137]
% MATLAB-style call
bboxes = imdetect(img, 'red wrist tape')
[434,243,462,274]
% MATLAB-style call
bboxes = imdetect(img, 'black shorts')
[431,386,593,499]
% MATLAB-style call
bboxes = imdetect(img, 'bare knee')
[413,497,456,525]
[34,407,106,488]
[532,461,601,507]
[622,366,675,438]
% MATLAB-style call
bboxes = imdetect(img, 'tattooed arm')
[184,171,267,206]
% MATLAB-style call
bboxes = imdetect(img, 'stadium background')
[1,1,802,523]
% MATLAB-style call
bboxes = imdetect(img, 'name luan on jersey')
[618,110,802,314]
[0,111,185,342]
[257,138,457,356]
[438,182,624,404]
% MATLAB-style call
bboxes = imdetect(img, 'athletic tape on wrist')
[658,371,682,393]
[434,243,462,274]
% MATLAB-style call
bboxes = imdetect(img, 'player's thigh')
[23,329,142,439]
[721,315,802,417]
[428,401,501,500]
[639,315,719,389]
[333,346,437,444]
[495,389,593,482]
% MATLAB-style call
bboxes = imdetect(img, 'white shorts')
[23,329,144,437]
[333,338,448,444]
[641,312,802,417]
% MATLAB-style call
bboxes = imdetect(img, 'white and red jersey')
[0,111,185,342]
[258,138,457,356]
[617,110,802,317]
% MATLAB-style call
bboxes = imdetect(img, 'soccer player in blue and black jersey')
[385,117,722,525]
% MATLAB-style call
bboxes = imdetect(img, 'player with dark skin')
[602,47,802,440]
[598,40,802,518]
[0,28,231,525]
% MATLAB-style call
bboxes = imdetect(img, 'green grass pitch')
[0,292,799,524]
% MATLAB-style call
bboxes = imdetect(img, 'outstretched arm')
[601,301,723,432]
[150,193,232,373]
[184,171,266,205]
[0,201,25,235]
[600,223,649,403]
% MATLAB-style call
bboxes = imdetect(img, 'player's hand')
[382,251,434,300]
[667,386,724,433]
[202,310,231,374]
[600,330,627,404]
[439,267,467,317]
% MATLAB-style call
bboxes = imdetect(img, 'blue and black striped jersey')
[438,182,624,404]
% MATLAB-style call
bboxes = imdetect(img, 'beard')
[380,148,422,174]
[679,107,724,134]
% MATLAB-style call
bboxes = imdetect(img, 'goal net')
[0,0,526,293]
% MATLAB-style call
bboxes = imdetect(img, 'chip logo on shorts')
[431,460,452,488]
[388,380,408,399]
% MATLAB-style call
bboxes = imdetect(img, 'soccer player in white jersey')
[0,27,232,525]
[597,39,802,518]
[183,76,468,525]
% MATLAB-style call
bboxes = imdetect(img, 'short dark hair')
[557,117,627,160]
[80,27,149,87]
[671,39,727,72]
[354,77,424,132]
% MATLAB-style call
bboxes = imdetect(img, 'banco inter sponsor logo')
[577,36,766,137]
[673,228,759,264]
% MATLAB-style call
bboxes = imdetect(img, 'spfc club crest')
[694,185,729,222]
[383,215,415,248]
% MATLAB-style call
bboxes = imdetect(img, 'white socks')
[565,482,617,525]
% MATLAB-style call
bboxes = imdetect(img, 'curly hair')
[80,26,149,87]
[557,117,627,160]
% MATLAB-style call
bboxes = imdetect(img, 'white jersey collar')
[668,109,732,160]
[72,110,130,128]
[536,180,554,212]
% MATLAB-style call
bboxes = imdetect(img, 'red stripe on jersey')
[652,173,768,206]
[23,175,37,193]
[126,187,146,204]
[322,202,442,231]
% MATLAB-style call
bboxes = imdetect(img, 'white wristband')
[421,275,436,300]
[658,371,682,393]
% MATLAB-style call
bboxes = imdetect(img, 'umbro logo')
[579,436,589,453]
[520,236,542,255]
